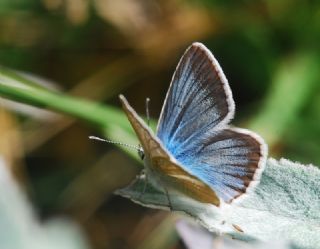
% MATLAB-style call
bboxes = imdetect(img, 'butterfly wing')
[157,42,235,151]
[119,95,220,206]
[172,128,267,203]
[156,42,267,203]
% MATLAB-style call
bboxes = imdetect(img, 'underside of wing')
[172,128,267,203]
[151,157,220,206]
[157,42,235,152]
[119,95,220,206]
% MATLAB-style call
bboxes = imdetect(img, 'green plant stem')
[0,79,124,129]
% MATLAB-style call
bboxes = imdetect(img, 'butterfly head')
[138,146,145,160]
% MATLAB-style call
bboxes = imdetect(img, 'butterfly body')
[120,42,267,207]
[120,95,220,206]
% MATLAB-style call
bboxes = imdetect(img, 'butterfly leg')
[138,171,148,200]
[164,188,174,211]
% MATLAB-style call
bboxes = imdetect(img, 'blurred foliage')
[0,0,319,249]
[0,157,90,249]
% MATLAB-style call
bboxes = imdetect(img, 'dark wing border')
[226,127,267,204]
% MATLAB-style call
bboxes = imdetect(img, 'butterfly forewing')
[157,43,235,155]
[119,95,220,206]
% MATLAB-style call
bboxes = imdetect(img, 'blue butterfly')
[119,42,267,207]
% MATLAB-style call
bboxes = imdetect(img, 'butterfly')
[119,42,267,207]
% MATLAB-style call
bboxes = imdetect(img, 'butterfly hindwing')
[119,95,220,206]
[172,128,267,203]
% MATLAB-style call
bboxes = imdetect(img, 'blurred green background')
[0,0,319,248]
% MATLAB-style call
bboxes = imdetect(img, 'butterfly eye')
[138,148,145,160]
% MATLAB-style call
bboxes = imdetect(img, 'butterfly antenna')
[89,136,141,152]
[146,97,150,127]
